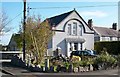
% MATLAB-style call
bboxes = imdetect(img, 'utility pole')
[23,0,26,61]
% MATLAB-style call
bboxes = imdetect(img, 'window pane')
[79,25,82,36]
[73,22,77,35]
[68,24,71,35]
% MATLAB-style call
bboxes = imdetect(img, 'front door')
[74,43,78,51]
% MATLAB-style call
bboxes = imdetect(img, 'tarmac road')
[1,62,119,77]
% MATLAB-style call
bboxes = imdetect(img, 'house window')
[101,37,105,41]
[110,37,112,41]
[79,25,82,36]
[68,24,71,35]
[73,22,77,35]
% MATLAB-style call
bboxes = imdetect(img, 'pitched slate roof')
[45,9,93,31]
[47,10,73,27]
[93,26,120,37]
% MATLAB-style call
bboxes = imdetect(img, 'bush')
[94,41,120,55]
[72,61,80,67]
[79,58,93,67]
[93,51,117,69]
[64,62,70,69]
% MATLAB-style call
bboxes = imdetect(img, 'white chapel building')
[46,9,94,57]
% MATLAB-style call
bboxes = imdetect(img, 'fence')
[0,51,23,62]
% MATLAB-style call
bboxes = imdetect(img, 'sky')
[0,1,120,45]
[2,1,119,33]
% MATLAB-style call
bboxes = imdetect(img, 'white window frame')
[67,24,71,35]
[73,22,77,35]
[79,25,82,36]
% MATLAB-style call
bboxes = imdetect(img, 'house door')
[69,43,78,51]
[74,43,78,50]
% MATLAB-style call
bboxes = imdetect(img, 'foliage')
[94,41,120,55]
[53,66,57,72]
[117,54,120,61]
[93,50,117,66]
[79,58,93,67]
[72,58,93,67]
[116,54,120,67]
[13,34,23,50]
[25,15,52,64]
[72,61,80,67]
[70,55,95,67]
[64,62,70,69]
[52,60,64,66]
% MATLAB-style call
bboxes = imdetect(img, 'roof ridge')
[48,10,74,19]
[46,10,74,26]
[93,26,117,31]
[93,26,119,37]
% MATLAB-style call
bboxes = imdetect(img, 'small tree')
[0,10,11,35]
[25,15,52,65]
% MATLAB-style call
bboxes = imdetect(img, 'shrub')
[94,41,120,55]
[72,61,80,68]
[93,51,117,68]
[64,62,70,69]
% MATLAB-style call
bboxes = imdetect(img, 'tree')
[25,15,52,64]
[0,10,11,35]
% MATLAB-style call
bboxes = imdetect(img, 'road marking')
[112,74,118,75]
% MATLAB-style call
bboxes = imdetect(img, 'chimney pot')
[112,23,117,30]
[88,19,93,29]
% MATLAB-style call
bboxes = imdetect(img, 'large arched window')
[65,19,85,36]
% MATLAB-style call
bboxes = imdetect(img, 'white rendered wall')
[47,11,94,56]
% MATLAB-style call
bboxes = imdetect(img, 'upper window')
[79,25,82,36]
[73,22,77,35]
[67,24,71,35]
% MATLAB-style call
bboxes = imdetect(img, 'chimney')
[88,19,93,29]
[112,23,117,30]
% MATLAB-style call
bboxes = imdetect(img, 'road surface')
[1,62,119,77]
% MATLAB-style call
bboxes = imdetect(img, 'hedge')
[94,41,120,55]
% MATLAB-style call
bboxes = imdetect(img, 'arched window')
[67,24,71,35]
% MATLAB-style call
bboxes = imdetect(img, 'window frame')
[67,24,71,35]
[73,22,77,35]
[79,25,82,36]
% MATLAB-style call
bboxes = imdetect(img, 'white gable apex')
[55,10,94,33]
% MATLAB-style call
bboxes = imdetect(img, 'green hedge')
[94,41,120,55]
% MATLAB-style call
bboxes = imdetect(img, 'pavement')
[0,62,119,77]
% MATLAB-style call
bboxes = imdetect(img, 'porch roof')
[66,37,85,43]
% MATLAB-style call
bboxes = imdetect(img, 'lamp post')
[23,0,26,61]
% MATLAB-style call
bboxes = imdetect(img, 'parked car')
[86,50,97,55]
[70,50,97,57]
